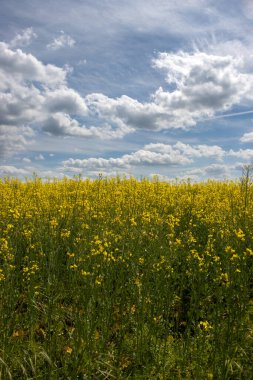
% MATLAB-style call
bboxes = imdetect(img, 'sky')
[1,0,253,181]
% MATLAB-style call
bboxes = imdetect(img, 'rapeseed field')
[0,176,253,379]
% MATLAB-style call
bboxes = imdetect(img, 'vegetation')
[1,175,253,379]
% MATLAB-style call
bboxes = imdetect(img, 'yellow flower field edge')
[0,176,253,379]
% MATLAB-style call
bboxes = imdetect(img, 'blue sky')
[1,0,253,181]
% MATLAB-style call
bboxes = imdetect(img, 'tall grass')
[0,176,253,379]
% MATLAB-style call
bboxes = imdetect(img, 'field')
[1,175,253,379]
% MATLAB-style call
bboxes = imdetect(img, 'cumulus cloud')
[240,131,253,143]
[43,113,95,137]
[144,142,225,160]
[0,42,95,156]
[0,125,33,158]
[42,112,132,139]
[0,163,68,179]
[47,31,76,50]
[62,142,248,179]
[180,164,230,181]
[0,165,29,176]
[204,163,228,176]
[63,148,191,171]
[0,42,65,155]
[0,42,66,87]
[43,88,88,115]
[152,51,252,125]
[0,40,139,157]
[2,36,253,161]
[0,40,70,97]
[84,51,253,132]
[9,27,37,48]
[63,141,225,172]
[228,148,253,161]
[85,93,165,131]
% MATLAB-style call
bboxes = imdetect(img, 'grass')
[0,175,253,379]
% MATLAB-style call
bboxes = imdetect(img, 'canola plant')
[0,176,253,379]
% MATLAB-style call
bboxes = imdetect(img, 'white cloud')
[0,125,33,158]
[0,164,68,180]
[234,162,252,172]
[62,142,243,179]
[176,164,231,181]
[77,59,87,66]
[0,41,137,158]
[195,37,253,81]
[9,27,37,48]
[63,149,191,171]
[242,0,253,20]
[2,35,253,162]
[204,163,228,176]
[35,154,45,161]
[0,42,67,88]
[152,51,252,126]
[84,51,253,133]
[85,93,164,131]
[22,157,31,163]
[0,40,158,156]
[62,143,202,172]
[144,142,225,160]
[228,148,253,161]
[149,173,171,182]
[0,43,94,155]
[177,164,233,181]
[0,165,29,176]
[82,170,131,178]
[42,113,94,137]
[43,88,88,115]
[42,112,131,139]
[47,32,76,50]
[240,131,253,143]
[180,168,205,182]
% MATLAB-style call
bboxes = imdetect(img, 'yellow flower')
[235,228,245,241]
[153,315,162,323]
[198,320,212,331]
[245,248,253,257]
[0,269,5,281]
[63,346,73,354]
[220,272,229,286]
[95,276,103,285]
[50,218,58,228]
[134,277,141,287]
[81,270,91,276]
[130,304,136,314]
[60,229,71,238]
[95,330,100,340]
[130,217,137,226]
[12,329,25,338]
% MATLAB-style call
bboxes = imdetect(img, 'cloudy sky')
[1,0,253,181]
